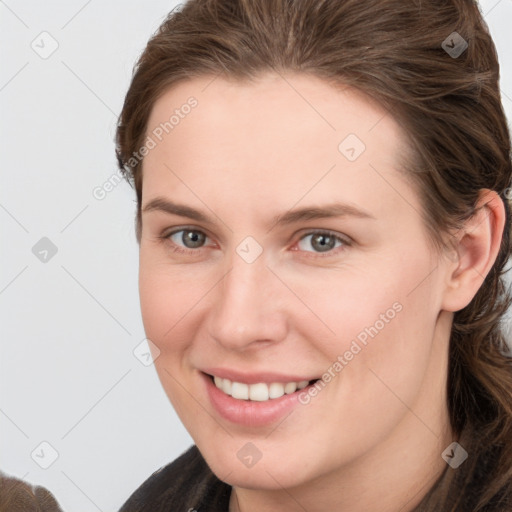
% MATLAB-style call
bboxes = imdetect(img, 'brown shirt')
[0,472,64,512]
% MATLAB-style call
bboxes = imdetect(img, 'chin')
[197,438,323,491]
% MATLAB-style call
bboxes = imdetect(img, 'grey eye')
[297,232,343,253]
[170,229,207,249]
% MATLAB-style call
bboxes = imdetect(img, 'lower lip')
[202,372,315,427]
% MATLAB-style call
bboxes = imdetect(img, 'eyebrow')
[141,197,376,228]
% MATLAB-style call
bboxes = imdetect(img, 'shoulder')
[118,444,232,512]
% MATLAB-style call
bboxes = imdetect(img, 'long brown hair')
[115,0,512,509]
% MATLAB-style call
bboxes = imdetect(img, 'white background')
[1,1,511,511]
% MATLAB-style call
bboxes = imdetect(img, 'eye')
[295,230,350,255]
[160,227,350,257]
[165,228,211,253]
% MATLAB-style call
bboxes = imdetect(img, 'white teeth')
[249,383,269,401]
[284,382,297,394]
[213,376,312,401]
[222,378,232,396]
[231,382,249,400]
[269,382,285,399]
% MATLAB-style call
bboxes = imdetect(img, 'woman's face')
[138,73,454,490]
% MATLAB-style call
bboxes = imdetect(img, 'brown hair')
[115,0,512,509]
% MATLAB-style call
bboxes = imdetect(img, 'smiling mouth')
[207,374,320,402]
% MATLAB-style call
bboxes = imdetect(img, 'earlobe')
[441,189,506,312]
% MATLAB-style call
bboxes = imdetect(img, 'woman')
[115,0,512,510]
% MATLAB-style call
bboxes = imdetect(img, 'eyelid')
[294,228,352,244]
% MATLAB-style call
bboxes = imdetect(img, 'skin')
[138,72,505,511]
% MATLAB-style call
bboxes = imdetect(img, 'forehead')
[146,72,402,149]
[141,72,417,223]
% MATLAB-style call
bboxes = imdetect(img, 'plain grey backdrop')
[1,1,511,511]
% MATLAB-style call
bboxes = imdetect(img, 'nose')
[207,251,289,352]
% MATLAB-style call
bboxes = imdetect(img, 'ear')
[441,189,506,312]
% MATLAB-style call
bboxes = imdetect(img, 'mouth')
[206,373,320,402]
[200,369,323,426]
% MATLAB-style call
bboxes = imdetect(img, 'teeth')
[249,383,269,401]
[222,378,232,396]
[231,382,249,400]
[284,382,297,394]
[269,382,285,399]
[213,376,310,402]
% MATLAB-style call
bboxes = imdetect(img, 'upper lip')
[201,367,319,385]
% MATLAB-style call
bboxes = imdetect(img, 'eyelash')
[159,227,352,259]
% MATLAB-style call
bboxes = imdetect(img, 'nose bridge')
[208,250,287,349]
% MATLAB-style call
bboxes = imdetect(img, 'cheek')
[139,269,174,343]
[138,247,212,342]
[139,272,185,367]
[292,248,442,408]
[333,256,442,412]
[138,261,208,410]
[286,252,437,360]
